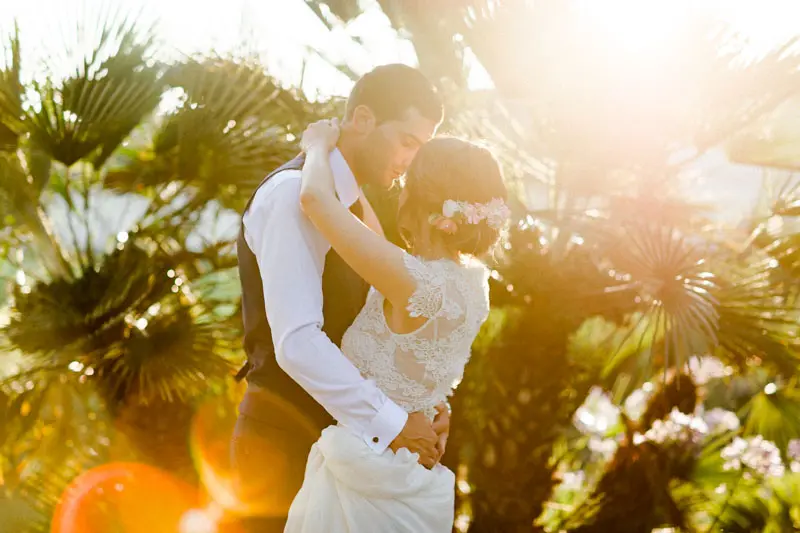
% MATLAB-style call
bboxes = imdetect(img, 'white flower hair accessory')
[430,198,510,234]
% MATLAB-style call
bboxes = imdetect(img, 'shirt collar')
[329,148,360,208]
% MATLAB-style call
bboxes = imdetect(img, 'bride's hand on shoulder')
[300,118,340,154]
[299,119,340,210]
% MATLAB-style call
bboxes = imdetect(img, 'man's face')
[351,106,438,189]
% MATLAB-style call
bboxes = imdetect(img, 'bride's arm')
[299,121,417,312]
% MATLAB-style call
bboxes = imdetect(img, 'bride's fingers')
[432,407,449,436]
[300,120,338,147]
[328,119,340,135]
[313,119,338,135]
[435,433,447,458]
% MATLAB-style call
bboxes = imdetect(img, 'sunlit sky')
[3,0,800,100]
[1,0,442,98]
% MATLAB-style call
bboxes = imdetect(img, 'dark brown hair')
[345,64,443,125]
[402,137,508,257]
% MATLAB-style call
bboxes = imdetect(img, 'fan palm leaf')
[104,56,338,212]
[23,10,164,169]
[747,179,800,296]
[714,265,800,375]
[0,23,23,150]
[0,366,115,533]
[0,151,73,279]
[5,242,235,411]
[740,386,800,454]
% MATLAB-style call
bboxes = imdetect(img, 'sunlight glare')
[574,0,685,55]
[574,0,800,59]
[179,505,222,533]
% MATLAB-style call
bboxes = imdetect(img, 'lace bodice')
[341,254,490,420]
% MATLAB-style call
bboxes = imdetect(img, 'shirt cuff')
[361,399,408,453]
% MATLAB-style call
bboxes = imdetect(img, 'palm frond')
[713,265,800,375]
[0,151,73,279]
[25,9,164,168]
[104,56,338,212]
[4,242,235,412]
[702,481,770,533]
[575,202,720,379]
[0,23,23,151]
[558,191,800,382]
[0,366,114,533]
[0,150,37,221]
[305,0,362,24]
[740,386,800,454]
[746,180,800,294]
[713,181,800,372]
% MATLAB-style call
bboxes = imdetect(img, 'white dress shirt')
[242,148,408,452]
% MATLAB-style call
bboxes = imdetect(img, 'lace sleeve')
[402,254,464,320]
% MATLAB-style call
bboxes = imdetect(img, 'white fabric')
[242,148,407,453]
[285,425,455,533]
[285,255,490,532]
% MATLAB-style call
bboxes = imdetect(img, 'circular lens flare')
[52,462,199,533]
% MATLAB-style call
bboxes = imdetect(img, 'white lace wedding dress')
[284,253,490,533]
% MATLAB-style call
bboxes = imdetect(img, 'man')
[231,64,448,531]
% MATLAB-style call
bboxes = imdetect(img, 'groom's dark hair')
[345,64,443,125]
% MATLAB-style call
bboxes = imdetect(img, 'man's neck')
[336,132,365,188]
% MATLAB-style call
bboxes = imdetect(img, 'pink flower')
[442,200,460,218]
[436,218,458,234]
[485,198,510,228]
[462,204,483,225]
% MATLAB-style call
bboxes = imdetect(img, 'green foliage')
[0,9,326,529]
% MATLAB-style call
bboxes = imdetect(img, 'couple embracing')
[232,64,509,532]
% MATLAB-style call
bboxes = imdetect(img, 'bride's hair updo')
[400,137,509,257]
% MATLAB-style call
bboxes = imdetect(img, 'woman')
[284,119,510,532]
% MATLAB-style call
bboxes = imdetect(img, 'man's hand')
[432,402,451,462]
[389,411,438,469]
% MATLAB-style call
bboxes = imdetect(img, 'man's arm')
[243,172,407,452]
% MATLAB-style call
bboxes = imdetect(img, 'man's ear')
[350,105,377,134]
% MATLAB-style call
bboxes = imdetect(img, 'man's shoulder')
[249,168,302,211]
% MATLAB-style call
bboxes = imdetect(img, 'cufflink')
[372,437,379,443]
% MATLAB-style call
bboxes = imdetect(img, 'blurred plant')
[0,7,332,530]
[556,372,702,533]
